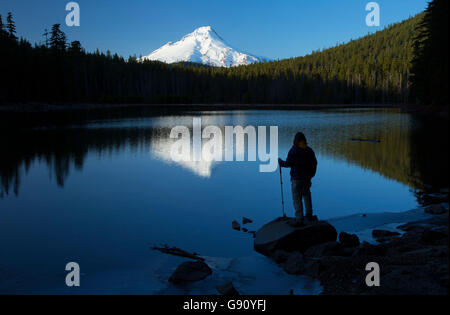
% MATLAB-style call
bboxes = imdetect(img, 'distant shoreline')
[0,102,402,113]
[1,103,447,119]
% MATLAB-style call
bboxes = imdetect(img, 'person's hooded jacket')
[279,146,317,181]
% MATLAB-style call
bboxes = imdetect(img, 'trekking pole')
[279,166,286,218]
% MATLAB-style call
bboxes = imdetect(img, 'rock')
[420,193,448,206]
[282,214,449,295]
[232,220,241,231]
[425,204,447,215]
[270,250,290,263]
[338,232,360,247]
[254,217,338,256]
[216,282,240,296]
[304,241,356,257]
[372,230,401,238]
[301,259,322,278]
[242,217,253,225]
[169,261,212,284]
[421,228,447,244]
[282,252,321,277]
[304,242,341,258]
[376,265,448,295]
[352,242,387,257]
[335,246,357,257]
[282,252,304,274]
[397,222,427,232]
[375,237,396,243]
[428,193,448,200]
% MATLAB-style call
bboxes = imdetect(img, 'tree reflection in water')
[1,109,448,202]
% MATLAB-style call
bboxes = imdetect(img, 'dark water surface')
[0,108,447,293]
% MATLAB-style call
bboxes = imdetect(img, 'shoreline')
[255,190,449,295]
[1,102,446,118]
[0,102,403,113]
[0,203,447,295]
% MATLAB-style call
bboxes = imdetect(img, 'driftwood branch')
[350,138,381,143]
[151,245,205,261]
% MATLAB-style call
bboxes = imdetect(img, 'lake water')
[0,108,447,293]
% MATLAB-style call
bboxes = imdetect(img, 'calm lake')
[0,107,447,293]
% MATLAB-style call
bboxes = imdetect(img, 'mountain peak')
[140,26,264,67]
[194,26,213,33]
[185,26,224,42]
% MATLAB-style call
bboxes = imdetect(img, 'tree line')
[0,0,447,106]
[410,0,448,106]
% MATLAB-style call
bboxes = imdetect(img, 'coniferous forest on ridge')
[0,0,448,107]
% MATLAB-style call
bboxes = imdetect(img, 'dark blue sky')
[0,0,428,60]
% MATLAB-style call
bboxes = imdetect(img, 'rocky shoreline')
[162,192,448,295]
[254,193,449,295]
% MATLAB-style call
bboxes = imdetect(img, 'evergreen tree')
[0,14,7,39]
[1,10,442,107]
[6,12,17,40]
[42,28,49,47]
[50,24,66,51]
[69,40,83,54]
[410,0,448,106]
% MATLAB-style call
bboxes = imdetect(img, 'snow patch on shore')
[66,254,321,295]
[157,255,322,295]
[328,207,432,243]
[16,207,436,294]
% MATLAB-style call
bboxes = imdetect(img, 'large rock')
[305,241,356,257]
[304,242,341,258]
[282,252,321,277]
[282,252,305,274]
[421,228,447,244]
[352,241,387,257]
[372,230,401,238]
[425,204,447,215]
[338,232,360,247]
[169,261,212,284]
[419,193,448,206]
[254,217,338,256]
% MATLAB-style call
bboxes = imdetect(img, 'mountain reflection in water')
[0,109,448,199]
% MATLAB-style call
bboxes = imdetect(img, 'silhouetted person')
[279,132,318,225]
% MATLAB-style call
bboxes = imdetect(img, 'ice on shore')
[3,207,438,294]
[79,208,436,295]
[328,207,435,244]
[71,254,321,295]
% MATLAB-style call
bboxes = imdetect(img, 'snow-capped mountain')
[140,26,264,67]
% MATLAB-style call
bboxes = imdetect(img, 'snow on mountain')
[140,26,265,67]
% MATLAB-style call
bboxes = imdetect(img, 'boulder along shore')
[254,192,449,295]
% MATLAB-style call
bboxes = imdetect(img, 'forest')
[0,0,447,106]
